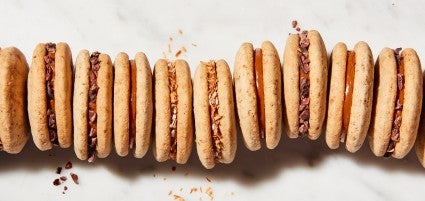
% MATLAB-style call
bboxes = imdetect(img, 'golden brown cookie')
[234,41,282,151]
[153,59,193,164]
[0,47,29,154]
[194,60,237,169]
[73,50,113,162]
[325,41,374,152]
[28,42,73,151]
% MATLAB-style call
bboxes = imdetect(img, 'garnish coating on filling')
[385,48,404,156]
[45,43,59,145]
[168,62,178,159]
[87,52,101,162]
[298,31,311,137]
[205,61,223,162]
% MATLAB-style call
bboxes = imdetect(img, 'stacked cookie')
[0,30,425,169]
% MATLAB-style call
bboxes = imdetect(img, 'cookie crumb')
[168,44,172,53]
[173,194,185,201]
[205,187,213,200]
[163,177,167,181]
[168,190,173,195]
[190,188,198,194]
[65,161,72,169]
[64,186,68,191]
[175,50,182,58]
[292,20,298,28]
[169,37,173,41]
[206,176,212,182]
[191,43,197,47]
[178,29,183,35]
[172,166,177,171]
[53,179,61,186]
[179,187,183,192]
[181,46,187,53]
[70,173,79,185]
[56,167,62,174]
[60,176,67,181]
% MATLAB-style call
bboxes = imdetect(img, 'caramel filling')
[44,43,59,145]
[341,51,356,142]
[87,52,101,162]
[385,48,404,156]
[168,62,178,160]
[205,61,223,161]
[254,48,266,139]
[129,60,137,149]
[298,31,311,137]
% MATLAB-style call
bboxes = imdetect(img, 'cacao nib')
[70,173,79,185]
[65,161,72,169]
[56,167,62,174]
[297,31,310,137]
[44,43,59,146]
[53,178,61,186]
[385,48,404,156]
[87,52,101,162]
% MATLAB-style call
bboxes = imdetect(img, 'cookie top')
[153,59,193,164]
[234,41,282,151]
[345,41,374,153]
[282,30,327,140]
[0,47,29,154]
[28,42,73,151]
[194,60,236,169]
[325,42,348,149]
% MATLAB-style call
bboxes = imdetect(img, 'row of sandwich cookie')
[0,29,424,169]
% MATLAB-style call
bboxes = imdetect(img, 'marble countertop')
[1,0,425,200]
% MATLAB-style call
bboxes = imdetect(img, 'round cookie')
[153,59,193,164]
[234,41,282,151]
[73,50,113,162]
[0,47,29,154]
[325,41,374,152]
[282,30,327,140]
[28,42,73,151]
[194,60,237,169]
[113,52,153,158]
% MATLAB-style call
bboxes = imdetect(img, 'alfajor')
[73,50,113,162]
[283,30,327,140]
[113,52,153,158]
[234,41,282,151]
[0,47,29,154]
[194,60,237,169]
[28,42,73,150]
[325,42,374,152]
[153,59,193,164]
[369,48,422,158]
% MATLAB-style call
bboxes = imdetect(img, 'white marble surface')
[1,0,425,200]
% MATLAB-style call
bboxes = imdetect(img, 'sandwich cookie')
[325,42,374,152]
[234,41,282,151]
[113,52,153,158]
[28,42,73,150]
[73,50,113,162]
[283,30,327,140]
[0,47,29,154]
[194,60,237,169]
[153,59,193,164]
[370,48,422,158]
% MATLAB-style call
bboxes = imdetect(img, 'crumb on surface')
[65,161,72,169]
[175,50,182,58]
[56,167,62,174]
[178,29,183,35]
[70,173,79,185]
[206,176,212,182]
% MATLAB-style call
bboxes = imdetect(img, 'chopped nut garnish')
[60,176,67,181]
[65,161,72,169]
[206,176,212,182]
[70,173,79,185]
[53,179,61,186]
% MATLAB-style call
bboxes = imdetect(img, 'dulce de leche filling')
[168,62,178,160]
[205,61,223,161]
[254,48,266,139]
[87,52,101,162]
[129,60,137,149]
[298,31,311,137]
[44,43,59,145]
[341,51,356,142]
[385,48,404,156]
